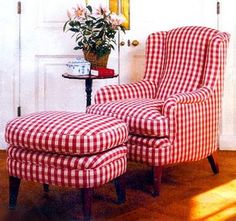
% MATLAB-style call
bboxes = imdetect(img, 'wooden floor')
[0,150,236,221]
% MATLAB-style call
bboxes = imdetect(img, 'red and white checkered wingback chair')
[87,26,230,196]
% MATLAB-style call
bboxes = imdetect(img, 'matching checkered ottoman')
[5,111,128,221]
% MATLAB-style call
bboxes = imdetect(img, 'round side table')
[62,73,118,107]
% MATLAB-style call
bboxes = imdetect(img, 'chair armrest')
[164,86,213,107]
[94,80,157,104]
[162,86,215,143]
[162,86,219,164]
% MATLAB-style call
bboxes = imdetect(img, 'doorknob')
[132,40,139,46]
[120,41,125,46]
[120,40,139,47]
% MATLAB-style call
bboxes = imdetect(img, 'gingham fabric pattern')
[94,80,157,104]
[8,145,127,170]
[127,135,171,166]
[87,98,168,137]
[89,26,229,167]
[162,32,229,164]
[143,31,167,85]
[156,26,222,100]
[7,146,127,188]
[5,111,128,155]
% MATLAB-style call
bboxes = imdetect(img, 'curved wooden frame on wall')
[109,0,130,30]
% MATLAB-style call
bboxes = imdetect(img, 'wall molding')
[35,55,78,110]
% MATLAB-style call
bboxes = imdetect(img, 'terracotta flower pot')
[83,50,110,68]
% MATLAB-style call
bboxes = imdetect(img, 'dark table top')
[62,73,119,80]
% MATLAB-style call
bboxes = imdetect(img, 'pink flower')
[67,10,72,19]
[74,4,86,18]
[96,3,110,16]
[109,13,126,28]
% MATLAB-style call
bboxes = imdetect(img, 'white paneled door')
[19,0,118,116]
[1,0,217,148]
[0,1,18,148]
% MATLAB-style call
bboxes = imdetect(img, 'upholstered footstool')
[5,111,128,221]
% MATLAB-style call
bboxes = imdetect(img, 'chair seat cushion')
[5,111,128,155]
[87,99,169,137]
[7,145,127,188]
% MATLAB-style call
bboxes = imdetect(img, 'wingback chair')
[87,26,230,196]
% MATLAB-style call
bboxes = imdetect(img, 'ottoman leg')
[9,176,21,210]
[114,174,126,204]
[81,188,93,221]
[43,184,49,193]
[152,166,162,197]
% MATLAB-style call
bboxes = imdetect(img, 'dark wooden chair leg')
[114,174,126,204]
[43,184,49,193]
[207,152,219,174]
[9,176,21,210]
[152,166,162,197]
[81,188,93,221]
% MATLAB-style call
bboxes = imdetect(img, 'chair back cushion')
[144,26,222,100]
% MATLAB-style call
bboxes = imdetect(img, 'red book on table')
[92,67,115,77]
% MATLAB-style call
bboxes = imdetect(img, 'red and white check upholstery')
[7,145,127,188]
[87,26,230,167]
[5,111,128,155]
[94,80,157,104]
[6,111,128,188]
[87,99,168,137]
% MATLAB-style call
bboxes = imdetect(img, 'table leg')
[85,79,93,107]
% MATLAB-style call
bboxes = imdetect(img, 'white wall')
[219,0,236,150]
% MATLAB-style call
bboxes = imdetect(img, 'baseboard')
[220,135,236,150]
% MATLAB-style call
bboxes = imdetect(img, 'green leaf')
[110,44,115,50]
[95,23,104,28]
[120,25,126,33]
[73,21,81,27]
[76,35,82,42]
[96,18,104,23]
[69,28,79,32]
[88,15,96,20]
[69,21,74,27]
[63,21,69,32]
[84,30,92,36]
[85,20,93,27]
[87,5,92,13]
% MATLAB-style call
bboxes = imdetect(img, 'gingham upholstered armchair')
[87,26,230,196]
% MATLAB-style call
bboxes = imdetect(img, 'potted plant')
[63,3,126,68]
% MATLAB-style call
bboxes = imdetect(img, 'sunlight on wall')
[190,180,236,220]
